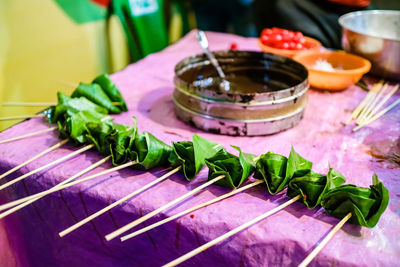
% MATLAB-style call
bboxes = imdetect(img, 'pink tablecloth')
[0,31,399,266]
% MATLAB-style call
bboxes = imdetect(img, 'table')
[0,30,399,266]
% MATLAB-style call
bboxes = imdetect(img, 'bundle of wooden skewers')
[346,81,399,132]
[0,74,390,266]
[0,79,123,124]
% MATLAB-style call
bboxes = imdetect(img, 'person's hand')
[327,0,370,7]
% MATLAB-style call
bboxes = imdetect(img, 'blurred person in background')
[190,0,257,37]
[253,0,373,49]
[190,0,398,49]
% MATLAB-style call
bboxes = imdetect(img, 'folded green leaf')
[86,121,114,154]
[129,132,172,169]
[60,110,112,144]
[169,141,196,179]
[321,174,389,228]
[169,134,222,181]
[193,134,222,175]
[254,151,288,194]
[286,146,313,180]
[63,97,108,117]
[327,166,347,189]
[287,167,346,209]
[50,92,108,123]
[71,82,121,114]
[254,147,312,195]
[109,122,136,165]
[205,147,256,189]
[93,74,128,112]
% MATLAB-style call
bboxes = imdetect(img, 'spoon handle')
[196,31,226,79]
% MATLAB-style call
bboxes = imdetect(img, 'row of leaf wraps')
[45,73,389,229]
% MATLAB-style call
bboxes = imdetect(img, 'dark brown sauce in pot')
[175,50,308,103]
[192,70,295,94]
[178,52,307,95]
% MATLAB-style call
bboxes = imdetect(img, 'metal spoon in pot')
[196,31,230,91]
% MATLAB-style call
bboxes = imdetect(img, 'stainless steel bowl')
[339,10,400,80]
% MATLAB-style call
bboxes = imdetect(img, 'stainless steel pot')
[173,51,309,136]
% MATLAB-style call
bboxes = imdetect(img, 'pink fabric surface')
[0,30,399,266]
[0,220,17,267]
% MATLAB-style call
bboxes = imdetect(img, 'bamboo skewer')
[0,144,94,191]
[121,180,264,242]
[0,139,69,181]
[0,156,110,212]
[58,80,79,88]
[363,84,399,123]
[0,160,136,219]
[298,212,352,267]
[2,102,58,107]
[2,102,122,107]
[163,195,302,267]
[355,82,385,124]
[105,175,226,241]
[0,127,57,145]
[0,114,45,121]
[356,83,388,124]
[354,83,385,121]
[59,166,182,237]
[345,81,383,124]
[353,98,400,132]
[346,81,399,131]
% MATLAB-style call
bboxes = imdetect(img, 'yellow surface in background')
[0,0,128,131]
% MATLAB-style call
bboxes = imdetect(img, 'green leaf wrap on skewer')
[48,92,108,123]
[286,147,313,179]
[169,141,195,178]
[45,92,70,123]
[287,167,346,209]
[59,110,112,144]
[205,146,256,189]
[93,74,128,112]
[321,174,389,228]
[193,134,223,177]
[109,121,137,165]
[129,132,172,169]
[254,152,288,194]
[86,121,114,154]
[254,147,312,195]
[71,82,121,114]
[169,134,222,181]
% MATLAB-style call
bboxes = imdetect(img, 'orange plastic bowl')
[293,50,371,90]
[258,36,322,58]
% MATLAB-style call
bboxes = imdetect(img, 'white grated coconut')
[313,59,342,72]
